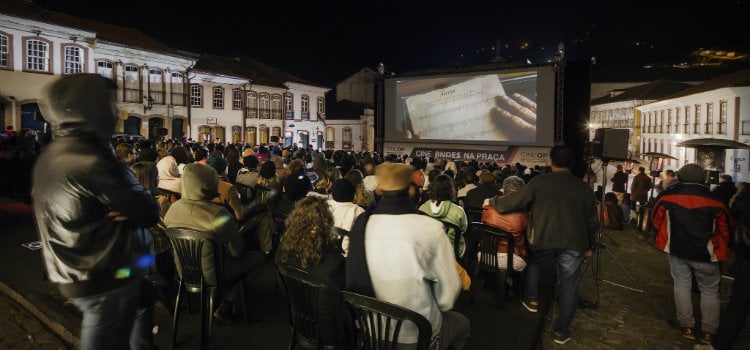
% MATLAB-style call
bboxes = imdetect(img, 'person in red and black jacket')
[651,163,733,345]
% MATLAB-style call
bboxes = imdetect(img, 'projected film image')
[384,66,556,147]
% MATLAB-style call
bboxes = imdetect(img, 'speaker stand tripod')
[577,160,666,320]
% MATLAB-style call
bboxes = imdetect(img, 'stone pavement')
[0,290,67,349]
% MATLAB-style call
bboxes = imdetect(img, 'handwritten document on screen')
[404,75,507,141]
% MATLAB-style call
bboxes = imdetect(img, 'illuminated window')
[259,93,270,118]
[213,87,224,109]
[684,106,691,134]
[190,84,203,107]
[232,88,242,109]
[124,65,140,103]
[63,45,84,74]
[271,94,282,119]
[25,39,49,72]
[170,72,185,106]
[705,103,713,134]
[718,100,727,134]
[285,92,294,119]
[0,33,8,68]
[247,91,258,118]
[148,68,164,104]
[693,104,701,134]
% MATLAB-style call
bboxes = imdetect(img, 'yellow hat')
[375,163,415,191]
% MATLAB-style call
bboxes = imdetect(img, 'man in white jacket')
[346,163,470,349]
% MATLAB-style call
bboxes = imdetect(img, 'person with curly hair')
[275,196,348,347]
[345,168,375,209]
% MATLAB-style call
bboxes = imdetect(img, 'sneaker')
[553,331,571,345]
[701,333,714,345]
[521,300,538,313]
[681,327,696,341]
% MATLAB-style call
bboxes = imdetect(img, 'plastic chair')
[464,207,484,224]
[340,291,433,350]
[470,222,518,304]
[276,262,346,349]
[166,228,248,349]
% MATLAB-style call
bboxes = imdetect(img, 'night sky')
[32,0,750,88]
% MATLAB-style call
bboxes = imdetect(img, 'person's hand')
[584,250,593,258]
[483,198,491,207]
[490,93,537,140]
[106,210,128,222]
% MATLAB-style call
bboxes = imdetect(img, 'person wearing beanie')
[346,163,470,348]
[652,163,732,344]
[327,178,365,256]
[274,173,313,219]
[164,163,265,323]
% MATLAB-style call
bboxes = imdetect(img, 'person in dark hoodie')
[34,74,161,350]
[164,163,265,323]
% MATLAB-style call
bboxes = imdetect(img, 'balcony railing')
[272,110,282,119]
[247,108,258,118]
[342,141,352,150]
[150,91,165,105]
[171,93,186,106]
[260,108,271,119]
[301,111,310,120]
[124,88,140,103]
[325,141,334,149]
[285,111,294,120]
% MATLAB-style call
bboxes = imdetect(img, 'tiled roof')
[0,0,184,56]
[192,54,328,90]
[325,99,367,120]
[590,80,693,105]
[661,68,750,99]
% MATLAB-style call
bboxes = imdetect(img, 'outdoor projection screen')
[383,65,557,147]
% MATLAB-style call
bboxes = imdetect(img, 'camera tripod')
[577,159,665,318]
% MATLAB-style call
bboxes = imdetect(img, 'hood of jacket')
[182,163,219,200]
[423,199,451,218]
[39,74,118,143]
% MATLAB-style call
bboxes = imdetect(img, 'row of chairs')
[276,262,433,350]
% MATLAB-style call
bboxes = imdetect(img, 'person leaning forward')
[34,74,161,350]
[484,144,599,345]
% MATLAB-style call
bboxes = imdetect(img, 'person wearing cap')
[484,145,598,345]
[651,163,733,345]
[346,163,470,349]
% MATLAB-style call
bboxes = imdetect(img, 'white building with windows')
[637,69,750,182]
[0,0,196,138]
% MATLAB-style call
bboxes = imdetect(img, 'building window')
[190,84,203,107]
[96,60,113,80]
[272,127,281,138]
[301,95,310,120]
[247,91,258,118]
[25,38,50,72]
[63,45,85,74]
[325,127,335,149]
[666,109,672,133]
[170,72,185,106]
[694,104,701,134]
[675,107,681,134]
[684,106,691,134]
[246,127,257,146]
[718,100,727,134]
[705,103,713,134]
[742,121,750,135]
[213,87,224,109]
[285,92,294,119]
[658,110,664,133]
[259,127,269,144]
[271,94,282,119]
[148,68,164,105]
[342,127,352,150]
[0,33,10,69]
[259,93,270,118]
[124,65,140,103]
[317,96,325,118]
[232,88,243,110]
[231,125,242,144]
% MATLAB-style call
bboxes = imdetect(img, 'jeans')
[69,277,154,350]
[668,254,721,334]
[523,249,584,338]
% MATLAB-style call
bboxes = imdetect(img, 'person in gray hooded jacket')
[34,74,161,350]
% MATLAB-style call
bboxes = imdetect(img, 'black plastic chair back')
[276,262,341,349]
[465,207,484,224]
[470,222,516,302]
[166,227,246,349]
[340,291,432,350]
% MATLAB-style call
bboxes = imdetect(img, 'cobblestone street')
[0,292,67,349]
